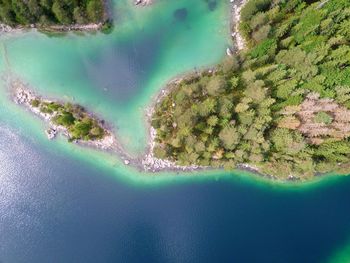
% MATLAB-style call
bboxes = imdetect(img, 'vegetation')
[0,0,106,27]
[31,100,105,141]
[151,0,350,180]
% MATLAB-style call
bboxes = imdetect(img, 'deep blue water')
[1,125,350,263]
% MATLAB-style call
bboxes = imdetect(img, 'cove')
[1,0,350,262]
[1,0,231,156]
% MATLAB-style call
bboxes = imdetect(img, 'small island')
[150,0,350,180]
[13,80,115,150]
[0,0,110,32]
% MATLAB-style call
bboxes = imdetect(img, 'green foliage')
[241,0,271,22]
[151,0,350,180]
[53,111,75,126]
[69,118,92,139]
[271,128,306,155]
[73,7,87,25]
[250,12,268,30]
[0,0,106,26]
[30,99,40,107]
[35,98,105,141]
[12,0,31,24]
[219,125,239,150]
[86,0,104,23]
[250,38,276,59]
[315,141,350,162]
[52,1,72,24]
[205,75,226,96]
[252,24,271,43]
[314,111,333,124]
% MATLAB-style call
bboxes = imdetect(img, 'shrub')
[30,99,40,107]
[314,111,333,124]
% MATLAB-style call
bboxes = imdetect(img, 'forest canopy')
[151,0,350,180]
[0,0,106,27]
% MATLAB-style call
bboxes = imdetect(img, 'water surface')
[1,0,350,262]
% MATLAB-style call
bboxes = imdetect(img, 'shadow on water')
[203,0,218,11]
[174,8,188,21]
[82,30,165,103]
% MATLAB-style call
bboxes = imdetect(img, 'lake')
[1,0,350,262]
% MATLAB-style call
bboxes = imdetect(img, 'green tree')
[241,0,271,22]
[205,75,226,96]
[252,24,271,43]
[244,80,267,103]
[73,7,86,24]
[40,0,52,10]
[86,0,104,23]
[219,125,239,150]
[314,112,333,124]
[12,0,32,24]
[207,115,219,127]
[0,4,16,25]
[28,0,43,19]
[54,112,75,126]
[250,12,268,31]
[271,128,306,155]
[52,1,72,24]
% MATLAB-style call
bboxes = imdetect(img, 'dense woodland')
[152,0,350,180]
[0,0,105,26]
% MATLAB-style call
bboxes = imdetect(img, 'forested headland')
[151,0,350,180]
[0,0,107,29]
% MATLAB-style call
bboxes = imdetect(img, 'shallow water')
[1,0,350,262]
[2,0,230,155]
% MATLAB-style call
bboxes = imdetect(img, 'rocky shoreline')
[230,0,247,52]
[0,24,14,34]
[226,0,247,56]
[142,106,203,173]
[0,22,106,35]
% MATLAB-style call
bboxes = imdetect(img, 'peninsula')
[151,0,350,180]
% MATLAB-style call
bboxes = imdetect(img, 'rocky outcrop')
[0,24,13,34]
[230,0,247,52]
[134,0,153,6]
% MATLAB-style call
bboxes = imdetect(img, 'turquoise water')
[1,0,230,155]
[1,0,350,262]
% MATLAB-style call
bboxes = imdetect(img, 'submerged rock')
[208,0,217,11]
[174,8,188,21]
[226,47,233,56]
[134,0,153,6]
[45,128,57,140]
